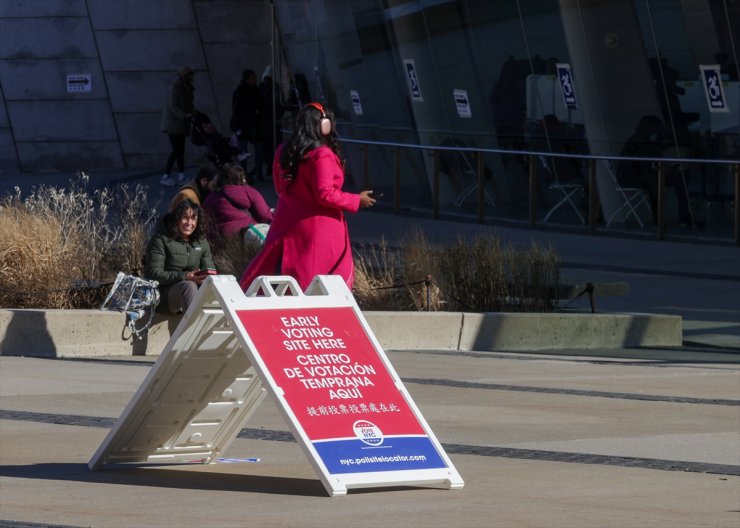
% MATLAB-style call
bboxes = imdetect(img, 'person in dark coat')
[160,66,200,186]
[230,69,264,178]
[256,65,285,180]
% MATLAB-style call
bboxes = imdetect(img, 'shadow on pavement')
[0,462,327,497]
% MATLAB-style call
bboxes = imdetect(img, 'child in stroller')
[190,113,250,167]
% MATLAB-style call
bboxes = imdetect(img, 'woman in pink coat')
[239,102,377,291]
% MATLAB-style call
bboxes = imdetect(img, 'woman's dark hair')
[279,103,343,183]
[219,163,248,188]
[197,162,221,183]
[164,199,206,241]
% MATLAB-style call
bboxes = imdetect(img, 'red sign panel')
[237,307,447,474]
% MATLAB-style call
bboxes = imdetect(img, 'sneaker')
[176,173,188,184]
[160,174,176,186]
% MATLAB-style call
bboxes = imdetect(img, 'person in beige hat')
[160,66,200,186]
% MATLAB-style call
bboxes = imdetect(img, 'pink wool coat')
[239,144,361,291]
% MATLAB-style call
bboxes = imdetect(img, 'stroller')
[190,113,249,167]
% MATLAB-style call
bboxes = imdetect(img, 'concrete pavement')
[1,348,739,527]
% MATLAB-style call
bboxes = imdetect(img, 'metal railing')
[340,137,740,246]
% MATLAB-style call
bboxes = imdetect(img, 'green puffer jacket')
[144,233,215,286]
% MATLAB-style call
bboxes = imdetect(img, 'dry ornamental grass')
[352,227,561,313]
[0,173,157,309]
[1,175,560,312]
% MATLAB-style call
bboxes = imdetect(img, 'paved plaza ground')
[1,346,739,527]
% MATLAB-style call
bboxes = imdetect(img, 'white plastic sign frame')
[89,275,464,497]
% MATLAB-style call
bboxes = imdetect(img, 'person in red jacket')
[239,102,377,292]
[202,163,273,241]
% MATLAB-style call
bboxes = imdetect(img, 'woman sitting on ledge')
[145,199,215,315]
[202,163,273,243]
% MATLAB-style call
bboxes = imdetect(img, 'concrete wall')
[0,308,682,358]
[0,0,274,173]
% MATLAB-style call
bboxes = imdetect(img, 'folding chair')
[452,150,495,208]
[538,155,585,224]
[602,160,652,228]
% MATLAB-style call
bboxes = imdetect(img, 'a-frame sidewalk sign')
[89,274,464,497]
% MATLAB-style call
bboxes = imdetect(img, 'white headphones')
[307,102,332,136]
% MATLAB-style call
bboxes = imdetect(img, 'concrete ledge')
[0,309,177,357]
[459,312,682,350]
[364,312,464,351]
[0,308,682,357]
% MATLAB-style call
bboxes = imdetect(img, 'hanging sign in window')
[403,59,424,102]
[700,65,729,113]
[555,63,577,109]
[453,89,472,118]
[350,90,363,115]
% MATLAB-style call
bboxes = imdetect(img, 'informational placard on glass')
[555,63,577,109]
[699,64,729,113]
[350,90,363,115]
[453,89,472,118]
[403,59,424,102]
[89,275,463,497]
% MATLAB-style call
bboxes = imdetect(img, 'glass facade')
[275,0,739,240]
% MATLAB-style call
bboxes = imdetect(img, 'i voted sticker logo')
[353,420,383,446]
